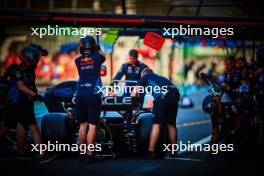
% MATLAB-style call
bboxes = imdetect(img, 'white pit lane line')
[39,153,58,164]
[176,119,211,128]
[166,157,204,161]
[166,135,212,161]
[127,136,212,176]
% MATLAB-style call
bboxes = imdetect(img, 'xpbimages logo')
[31,141,102,154]
[163,141,234,155]
[30,25,102,38]
[163,25,234,39]
[96,84,169,95]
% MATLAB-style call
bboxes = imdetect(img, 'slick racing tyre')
[41,113,74,144]
[137,114,152,152]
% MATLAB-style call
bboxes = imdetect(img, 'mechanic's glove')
[33,94,44,102]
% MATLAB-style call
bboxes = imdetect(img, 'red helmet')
[19,46,41,68]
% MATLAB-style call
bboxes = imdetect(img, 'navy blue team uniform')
[75,53,105,124]
[44,81,77,113]
[137,73,179,124]
[6,65,37,129]
[113,61,148,83]
[223,69,242,97]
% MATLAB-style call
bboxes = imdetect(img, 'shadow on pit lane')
[0,152,262,176]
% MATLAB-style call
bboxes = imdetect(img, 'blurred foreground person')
[236,83,258,157]
[253,47,264,156]
[221,56,243,97]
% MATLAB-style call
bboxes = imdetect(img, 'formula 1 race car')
[40,80,167,158]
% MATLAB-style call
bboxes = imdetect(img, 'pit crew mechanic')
[132,68,180,158]
[75,35,105,162]
[221,56,243,97]
[113,49,148,85]
[4,45,47,156]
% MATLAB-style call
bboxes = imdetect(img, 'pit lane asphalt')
[3,90,260,176]
[1,154,261,176]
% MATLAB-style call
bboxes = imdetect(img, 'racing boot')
[86,154,104,163]
[144,151,156,159]
[79,154,104,163]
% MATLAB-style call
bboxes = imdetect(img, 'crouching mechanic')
[5,45,47,156]
[75,36,105,162]
[132,68,180,159]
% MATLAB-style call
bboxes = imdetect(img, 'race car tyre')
[137,114,152,152]
[41,113,74,143]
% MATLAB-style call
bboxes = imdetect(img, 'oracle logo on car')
[102,96,132,105]
[144,32,165,51]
